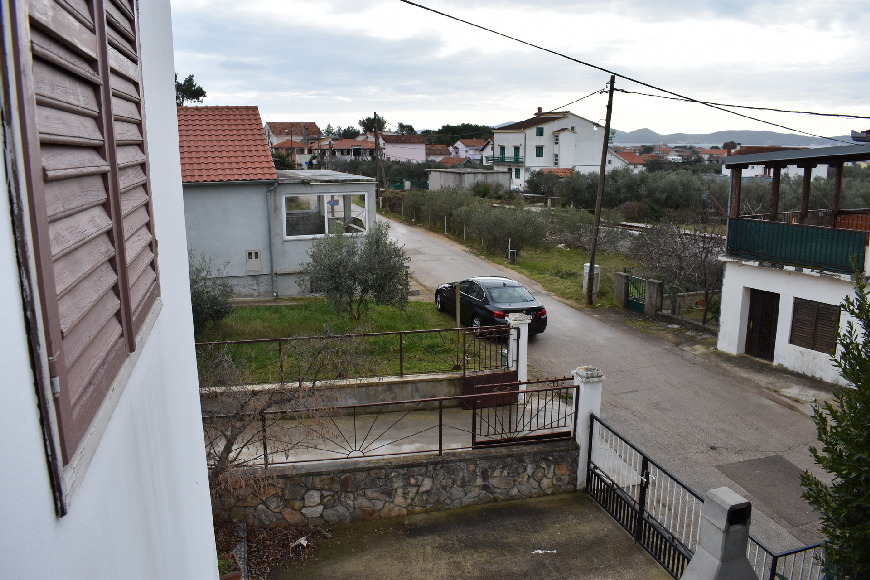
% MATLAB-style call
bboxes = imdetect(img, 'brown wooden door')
[745,289,779,361]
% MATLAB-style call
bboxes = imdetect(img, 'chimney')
[536,107,543,116]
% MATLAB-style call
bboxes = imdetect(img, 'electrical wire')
[400,0,868,146]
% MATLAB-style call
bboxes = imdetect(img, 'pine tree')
[801,273,870,578]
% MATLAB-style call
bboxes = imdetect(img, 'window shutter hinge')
[48,356,61,397]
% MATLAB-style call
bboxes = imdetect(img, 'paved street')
[383,214,835,552]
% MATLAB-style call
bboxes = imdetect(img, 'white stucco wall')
[717,259,853,385]
[0,2,218,578]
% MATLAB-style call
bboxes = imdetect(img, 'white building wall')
[721,163,828,179]
[0,2,218,578]
[717,260,853,385]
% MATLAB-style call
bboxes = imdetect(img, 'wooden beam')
[769,166,781,221]
[832,162,843,228]
[799,165,813,224]
[729,167,743,218]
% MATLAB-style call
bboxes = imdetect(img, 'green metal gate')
[627,275,645,314]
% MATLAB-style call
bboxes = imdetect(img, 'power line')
[400,0,865,146]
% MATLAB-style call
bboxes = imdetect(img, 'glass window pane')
[285,195,325,236]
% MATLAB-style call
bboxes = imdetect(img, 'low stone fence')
[215,440,578,527]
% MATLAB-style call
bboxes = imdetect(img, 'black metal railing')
[727,217,868,272]
[196,325,517,385]
[251,379,577,465]
[485,155,525,163]
[588,415,825,580]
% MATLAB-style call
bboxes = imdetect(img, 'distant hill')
[612,128,850,147]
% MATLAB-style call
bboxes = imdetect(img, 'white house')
[381,134,428,162]
[179,109,377,297]
[1,1,217,578]
[451,139,493,164]
[490,108,605,189]
[607,149,646,173]
[264,121,323,148]
[718,145,870,385]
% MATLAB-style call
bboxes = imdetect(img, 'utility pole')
[586,75,615,306]
[373,112,386,194]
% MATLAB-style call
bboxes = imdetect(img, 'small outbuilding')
[427,168,511,191]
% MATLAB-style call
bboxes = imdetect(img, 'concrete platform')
[271,492,671,580]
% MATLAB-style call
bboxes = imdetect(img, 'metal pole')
[587,75,615,306]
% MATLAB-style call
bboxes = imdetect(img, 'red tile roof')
[439,157,475,167]
[495,116,563,132]
[177,106,277,183]
[266,121,322,138]
[427,144,451,155]
[540,168,574,177]
[458,139,487,147]
[613,151,645,165]
[318,139,375,149]
[382,134,427,144]
[273,139,307,149]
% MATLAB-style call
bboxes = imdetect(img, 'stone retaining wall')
[215,440,578,527]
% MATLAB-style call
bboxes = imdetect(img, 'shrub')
[189,250,233,334]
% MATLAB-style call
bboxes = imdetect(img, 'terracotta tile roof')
[495,116,563,132]
[613,151,646,165]
[698,148,725,156]
[540,168,574,177]
[381,134,427,144]
[266,121,322,138]
[439,156,475,167]
[273,139,307,149]
[177,106,277,183]
[458,139,487,147]
[427,144,451,155]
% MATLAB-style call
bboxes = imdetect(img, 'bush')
[189,250,233,334]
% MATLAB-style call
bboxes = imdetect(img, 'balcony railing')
[742,208,870,231]
[486,155,524,164]
[727,217,868,273]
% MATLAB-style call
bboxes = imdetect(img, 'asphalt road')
[383,214,834,552]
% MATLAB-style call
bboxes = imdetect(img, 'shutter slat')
[116,145,145,169]
[33,59,99,117]
[29,0,99,59]
[118,164,146,192]
[123,206,150,239]
[63,290,121,366]
[114,121,142,146]
[121,185,148,216]
[30,28,101,85]
[49,205,112,258]
[44,174,106,221]
[56,0,94,30]
[42,145,110,180]
[108,45,138,81]
[109,72,139,102]
[57,261,118,335]
[66,320,124,407]
[125,224,151,265]
[54,234,115,297]
[112,96,140,123]
[37,106,104,146]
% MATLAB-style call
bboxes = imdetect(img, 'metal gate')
[587,415,702,578]
[626,275,646,313]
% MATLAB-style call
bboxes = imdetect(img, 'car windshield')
[487,285,535,304]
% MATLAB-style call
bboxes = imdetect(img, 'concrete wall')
[427,169,511,191]
[717,259,852,385]
[214,441,578,527]
[183,181,273,279]
[0,2,217,577]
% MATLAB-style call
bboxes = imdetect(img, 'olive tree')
[300,221,409,322]
[189,250,233,334]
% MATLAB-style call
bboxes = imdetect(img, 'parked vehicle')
[435,276,547,334]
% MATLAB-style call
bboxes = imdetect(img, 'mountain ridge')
[612,128,850,147]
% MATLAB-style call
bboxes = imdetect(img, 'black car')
[435,276,547,334]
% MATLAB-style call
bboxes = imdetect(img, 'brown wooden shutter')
[790,298,840,353]
[13,0,158,462]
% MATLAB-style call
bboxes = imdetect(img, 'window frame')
[535,127,544,137]
[283,192,367,239]
[535,146,544,158]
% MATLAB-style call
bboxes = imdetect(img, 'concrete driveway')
[273,492,671,580]
[383,214,833,552]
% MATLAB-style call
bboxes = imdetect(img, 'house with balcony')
[489,108,604,189]
[264,121,323,148]
[718,144,870,385]
[312,138,376,164]
[451,138,492,164]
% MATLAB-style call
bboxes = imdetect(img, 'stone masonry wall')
[216,440,578,527]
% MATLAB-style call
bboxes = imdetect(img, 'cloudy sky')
[171,0,870,139]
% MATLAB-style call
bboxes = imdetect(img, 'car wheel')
[435,292,443,312]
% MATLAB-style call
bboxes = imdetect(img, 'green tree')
[801,275,870,578]
[175,73,206,106]
[300,221,409,322]
[359,114,387,134]
[421,123,493,146]
[189,250,233,334]
[397,122,416,135]
[324,124,336,136]
[272,150,298,170]
[340,126,361,139]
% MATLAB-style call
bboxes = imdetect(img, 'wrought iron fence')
[196,325,516,385]
[251,379,577,465]
[588,415,825,580]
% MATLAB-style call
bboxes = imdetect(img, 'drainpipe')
[266,180,278,297]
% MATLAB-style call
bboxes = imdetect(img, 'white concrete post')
[681,487,757,580]
[507,313,530,387]
[573,366,603,490]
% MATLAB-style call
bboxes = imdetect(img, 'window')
[535,127,544,136]
[554,135,559,144]
[513,146,521,159]
[284,194,366,237]
[499,145,505,157]
[11,0,159,466]
[571,126,575,131]
[536,146,544,158]
[789,298,840,353]
[515,168,521,179]
[554,154,559,166]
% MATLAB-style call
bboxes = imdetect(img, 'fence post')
[573,366,603,490]
[399,332,404,377]
[635,456,650,542]
[682,487,756,580]
[613,271,628,308]
[645,279,663,316]
[507,314,530,388]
